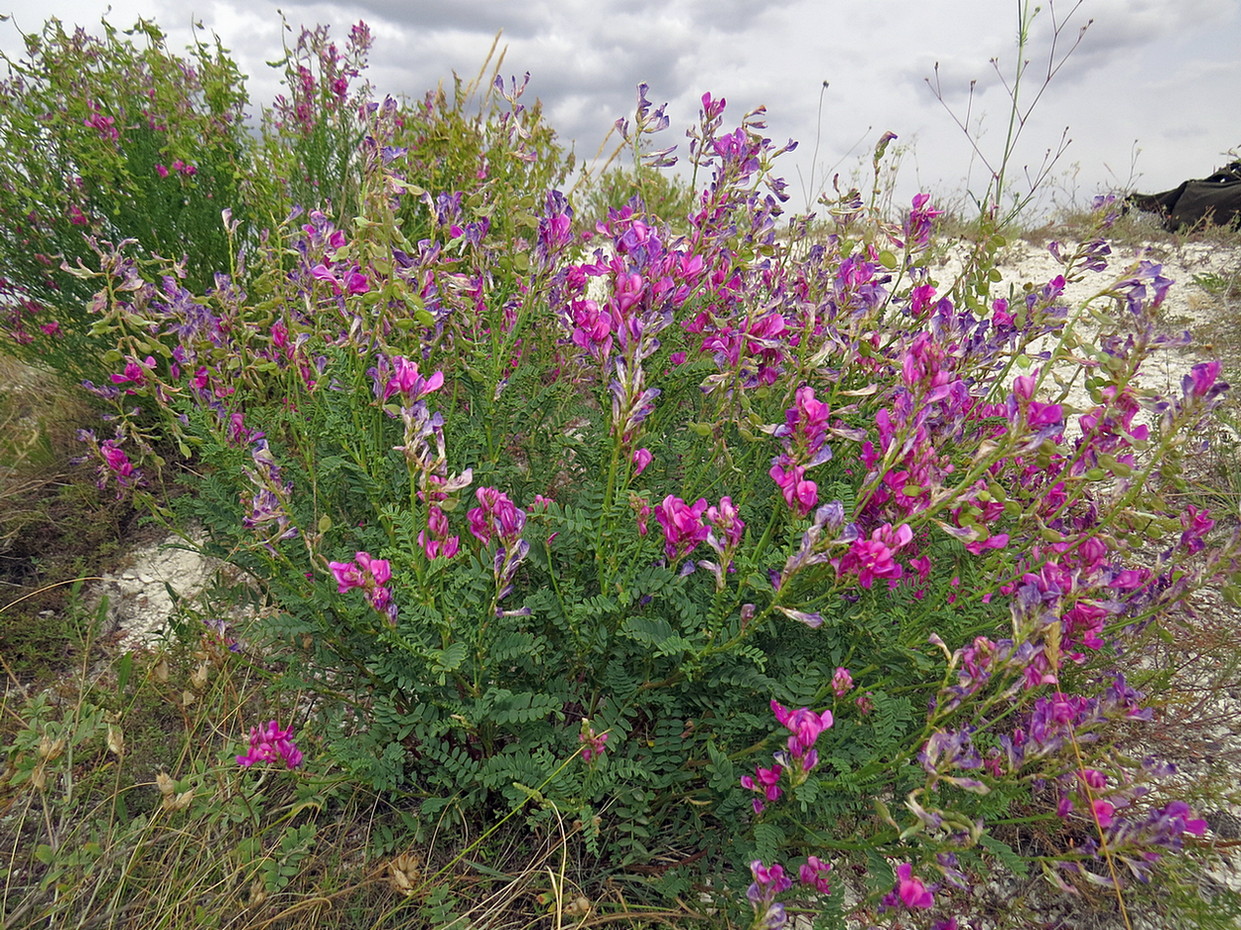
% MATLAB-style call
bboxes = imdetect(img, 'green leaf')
[432,642,468,680]
[980,833,1029,877]
[751,822,785,863]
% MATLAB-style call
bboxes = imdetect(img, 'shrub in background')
[0,17,253,385]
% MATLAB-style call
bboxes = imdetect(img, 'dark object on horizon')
[1127,161,1241,231]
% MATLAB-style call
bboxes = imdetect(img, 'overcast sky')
[3,0,1238,218]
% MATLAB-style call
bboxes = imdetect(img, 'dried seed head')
[247,879,267,907]
[106,724,125,757]
[37,735,66,761]
[387,852,422,896]
[190,662,210,690]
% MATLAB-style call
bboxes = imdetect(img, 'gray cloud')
[2,0,1238,210]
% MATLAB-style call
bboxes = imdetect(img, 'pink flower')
[83,110,118,141]
[1091,799,1115,829]
[579,723,609,762]
[329,552,397,624]
[833,523,912,588]
[101,442,134,479]
[769,463,818,516]
[418,506,459,561]
[704,496,744,551]
[654,495,709,561]
[771,700,833,757]
[355,551,391,585]
[831,667,853,698]
[1079,768,1107,790]
[155,164,169,178]
[1180,505,1214,553]
[798,856,832,894]
[569,298,613,359]
[631,494,652,536]
[109,355,157,388]
[779,386,831,460]
[384,356,444,403]
[632,447,652,477]
[329,559,365,592]
[895,862,934,909]
[310,263,368,296]
[236,720,303,769]
[741,763,783,813]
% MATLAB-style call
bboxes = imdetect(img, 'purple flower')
[746,860,793,927]
[1182,360,1226,402]
[899,192,943,248]
[1179,505,1214,553]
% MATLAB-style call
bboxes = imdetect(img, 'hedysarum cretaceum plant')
[8,27,1239,923]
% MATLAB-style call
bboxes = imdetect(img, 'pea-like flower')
[654,495,709,562]
[329,551,397,625]
[236,719,303,770]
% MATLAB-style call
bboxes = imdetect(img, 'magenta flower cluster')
[741,699,834,814]
[467,487,529,607]
[236,719,303,769]
[770,386,833,516]
[745,855,834,928]
[578,720,609,763]
[329,550,397,625]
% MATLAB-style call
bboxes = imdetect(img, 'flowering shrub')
[5,17,1240,926]
[0,18,252,384]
